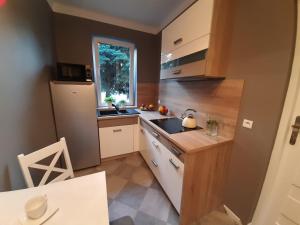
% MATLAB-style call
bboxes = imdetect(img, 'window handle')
[290,116,300,145]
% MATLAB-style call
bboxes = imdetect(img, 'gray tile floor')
[75,153,237,225]
[75,153,180,225]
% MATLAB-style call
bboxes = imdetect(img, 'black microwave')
[56,63,93,82]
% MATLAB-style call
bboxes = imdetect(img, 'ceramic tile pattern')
[75,153,179,225]
[75,153,236,225]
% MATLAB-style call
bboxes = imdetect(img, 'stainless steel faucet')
[112,103,120,112]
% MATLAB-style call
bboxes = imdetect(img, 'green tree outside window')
[99,43,130,100]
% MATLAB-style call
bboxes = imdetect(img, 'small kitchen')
[1,0,295,225]
[50,0,244,224]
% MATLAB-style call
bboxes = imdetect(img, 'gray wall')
[157,0,296,223]
[223,0,296,223]
[0,1,295,223]
[0,0,57,191]
[53,13,161,84]
[53,13,161,106]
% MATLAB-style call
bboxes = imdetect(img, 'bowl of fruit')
[140,104,155,111]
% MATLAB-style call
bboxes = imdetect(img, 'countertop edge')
[139,113,233,154]
[97,114,139,120]
[97,110,234,154]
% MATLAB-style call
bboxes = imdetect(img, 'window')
[92,37,136,108]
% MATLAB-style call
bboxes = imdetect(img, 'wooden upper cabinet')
[161,0,214,64]
[160,0,233,79]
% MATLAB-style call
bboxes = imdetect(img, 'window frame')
[92,37,136,108]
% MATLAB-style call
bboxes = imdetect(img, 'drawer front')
[140,119,185,162]
[162,0,214,57]
[98,116,138,128]
[99,125,134,158]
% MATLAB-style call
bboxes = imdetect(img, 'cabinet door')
[160,56,206,79]
[148,134,184,213]
[99,125,134,158]
[139,125,184,213]
[161,0,214,61]
[140,127,162,182]
[139,127,150,162]
[159,142,184,213]
[139,127,147,152]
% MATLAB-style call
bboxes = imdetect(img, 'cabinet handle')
[152,141,159,149]
[151,160,158,167]
[113,129,122,133]
[152,131,160,138]
[170,147,181,157]
[169,158,180,170]
[140,129,144,134]
[173,69,182,75]
[173,38,183,45]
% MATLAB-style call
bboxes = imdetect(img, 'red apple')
[158,105,168,115]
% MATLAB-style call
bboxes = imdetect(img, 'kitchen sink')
[119,109,129,114]
[98,109,140,117]
[98,110,118,116]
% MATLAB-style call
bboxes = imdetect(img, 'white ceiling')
[48,0,196,34]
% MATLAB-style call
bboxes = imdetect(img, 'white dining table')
[0,172,109,225]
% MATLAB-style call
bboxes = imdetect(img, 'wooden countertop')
[138,110,233,154]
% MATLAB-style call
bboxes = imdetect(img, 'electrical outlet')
[243,119,254,129]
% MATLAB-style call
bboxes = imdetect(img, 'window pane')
[98,43,131,105]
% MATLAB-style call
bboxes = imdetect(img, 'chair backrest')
[18,137,74,188]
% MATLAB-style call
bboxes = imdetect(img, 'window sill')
[97,106,137,111]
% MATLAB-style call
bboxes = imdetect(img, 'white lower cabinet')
[159,142,184,212]
[139,127,162,182]
[139,126,184,213]
[99,125,134,159]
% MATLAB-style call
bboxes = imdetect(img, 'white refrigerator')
[50,81,100,170]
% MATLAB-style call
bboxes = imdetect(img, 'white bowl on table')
[25,195,48,220]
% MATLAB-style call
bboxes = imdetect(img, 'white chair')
[18,137,74,188]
